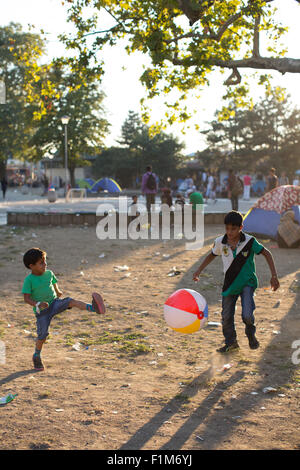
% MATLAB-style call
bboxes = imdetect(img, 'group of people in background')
[1,164,299,209]
[138,165,300,213]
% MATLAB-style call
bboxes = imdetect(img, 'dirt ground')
[0,223,299,451]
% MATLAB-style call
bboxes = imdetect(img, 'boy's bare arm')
[23,294,48,310]
[261,248,280,291]
[193,252,216,281]
[54,283,63,298]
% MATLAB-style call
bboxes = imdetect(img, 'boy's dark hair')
[224,211,243,227]
[23,248,46,269]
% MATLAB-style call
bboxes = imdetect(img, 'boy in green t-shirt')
[22,248,105,371]
[193,211,280,353]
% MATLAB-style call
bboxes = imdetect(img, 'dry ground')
[0,223,299,450]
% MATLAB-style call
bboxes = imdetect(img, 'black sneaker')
[248,335,260,350]
[32,354,44,371]
[216,341,239,353]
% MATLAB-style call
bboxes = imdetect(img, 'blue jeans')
[221,286,256,345]
[36,297,72,340]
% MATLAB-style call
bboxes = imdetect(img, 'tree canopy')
[0,23,110,183]
[0,23,45,177]
[199,86,300,175]
[31,66,110,186]
[93,110,185,186]
[63,0,300,124]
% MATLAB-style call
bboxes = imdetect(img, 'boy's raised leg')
[69,294,105,315]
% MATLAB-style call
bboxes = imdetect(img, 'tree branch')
[224,67,242,85]
[215,57,300,75]
[213,11,243,41]
[172,55,300,75]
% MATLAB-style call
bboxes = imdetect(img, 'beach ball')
[164,289,208,334]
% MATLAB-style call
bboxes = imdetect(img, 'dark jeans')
[146,193,156,212]
[221,286,256,345]
[1,187,7,200]
[230,195,239,211]
[36,297,72,340]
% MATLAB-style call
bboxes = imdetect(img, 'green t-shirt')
[22,270,58,313]
[189,192,204,210]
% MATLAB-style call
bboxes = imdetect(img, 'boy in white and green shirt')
[193,211,280,353]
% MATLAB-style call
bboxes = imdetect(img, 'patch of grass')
[75,331,91,338]
[123,333,146,340]
[80,330,147,346]
[81,331,123,346]
[64,333,75,346]
[62,328,153,356]
[118,341,152,355]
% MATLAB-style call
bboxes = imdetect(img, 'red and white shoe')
[92,292,106,315]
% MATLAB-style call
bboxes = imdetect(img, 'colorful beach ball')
[164,289,208,334]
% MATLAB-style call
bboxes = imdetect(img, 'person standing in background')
[189,189,204,210]
[1,175,8,200]
[266,168,278,192]
[142,165,158,212]
[243,173,252,200]
[160,187,173,208]
[228,169,243,211]
[205,171,215,203]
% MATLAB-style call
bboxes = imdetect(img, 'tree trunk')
[0,158,7,179]
[69,166,76,188]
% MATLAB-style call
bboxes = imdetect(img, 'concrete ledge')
[7,211,226,227]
